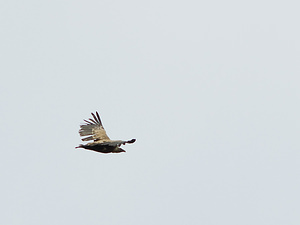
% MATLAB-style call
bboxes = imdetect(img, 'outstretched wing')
[101,139,136,147]
[79,112,110,142]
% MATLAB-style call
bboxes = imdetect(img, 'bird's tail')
[75,145,83,149]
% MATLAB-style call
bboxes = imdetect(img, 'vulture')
[76,111,136,153]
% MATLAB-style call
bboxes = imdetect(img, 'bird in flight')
[76,111,136,153]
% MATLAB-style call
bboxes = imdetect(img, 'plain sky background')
[1,0,299,224]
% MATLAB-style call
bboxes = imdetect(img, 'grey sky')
[1,0,299,224]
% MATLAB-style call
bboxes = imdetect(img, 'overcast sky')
[1,0,300,224]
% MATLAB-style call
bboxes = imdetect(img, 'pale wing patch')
[79,112,110,142]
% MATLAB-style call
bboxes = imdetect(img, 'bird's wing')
[102,139,136,146]
[79,112,110,142]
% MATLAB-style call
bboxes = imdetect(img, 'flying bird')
[76,111,136,153]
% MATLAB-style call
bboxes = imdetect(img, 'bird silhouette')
[76,112,136,153]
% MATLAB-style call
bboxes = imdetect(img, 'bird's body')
[76,112,136,154]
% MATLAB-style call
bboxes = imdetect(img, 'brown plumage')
[76,111,136,153]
